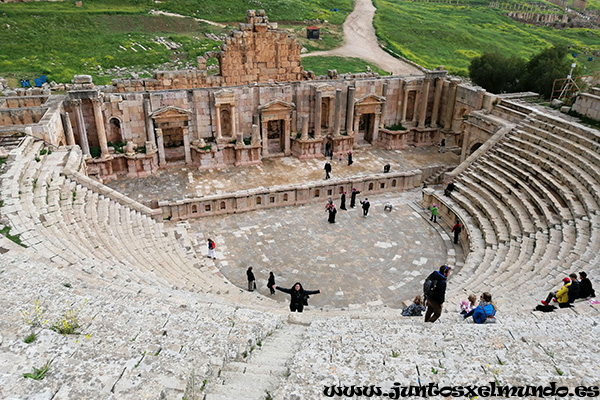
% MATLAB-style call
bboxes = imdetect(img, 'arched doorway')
[108,118,123,143]
[469,142,483,155]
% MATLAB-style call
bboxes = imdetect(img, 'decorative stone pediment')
[355,94,385,106]
[258,100,295,114]
[214,89,236,105]
[315,84,336,97]
[151,106,191,121]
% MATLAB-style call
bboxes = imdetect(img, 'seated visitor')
[460,294,477,315]
[444,182,456,197]
[464,292,496,324]
[402,295,426,316]
[541,277,572,308]
[578,271,596,299]
[568,273,580,304]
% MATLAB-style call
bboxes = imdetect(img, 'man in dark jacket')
[579,271,596,298]
[568,273,580,303]
[424,265,451,323]
[324,162,332,179]
[246,266,256,292]
[275,282,321,312]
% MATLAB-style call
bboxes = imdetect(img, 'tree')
[521,45,573,99]
[469,52,525,94]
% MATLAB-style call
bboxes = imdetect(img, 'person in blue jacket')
[464,292,496,324]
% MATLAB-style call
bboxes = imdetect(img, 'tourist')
[350,188,361,208]
[568,273,580,303]
[340,191,347,210]
[464,292,497,324]
[439,138,446,153]
[247,266,256,292]
[541,277,572,308]
[452,221,462,244]
[430,203,438,223]
[325,142,332,159]
[347,150,353,166]
[267,272,276,295]
[207,238,216,259]
[444,182,456,197]
[460,294,477,315]
[423,265,451,323]
[324,161,332,180]
[360,198,370,217]
[401,295,426,316]
[275,282,321,313]
[383,163,391,173]
[579,271,596,298]
[327,203,337,223]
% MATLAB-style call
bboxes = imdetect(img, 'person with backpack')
[275,282,321,313]
[463,292,497,324]
[207,238,216,259]
[452,221,462,244]
[423,265,451,323]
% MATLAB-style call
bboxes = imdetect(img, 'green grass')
[280,22,344,52]
[0,1,225,84]
[302,56,389,76]
[0,226,26,247]
[153,0,353,24]
[373,0,600,77]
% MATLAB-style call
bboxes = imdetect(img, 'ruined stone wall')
[218,10,303,86]
[0,108,46,126]
[506,11,569,25]
[109,10,303,93]
[572,89,600,120]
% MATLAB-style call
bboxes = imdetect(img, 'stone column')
[353,113,361,135]
[75,101,90,156]
[314,90,322,138]
[143,99,155,143]
[261,119,269,156]
[379,82,388,128]
[251,124,261,146]
[62,113,76,146]
[444,80,459,130]
[156,128,166,166]
[92,98,110,158]
[418,78,431,128]
[333,89,342,136]
[345,86,355,134]
[231,104,238,138]
[284,118,291,155]
[401,89,409,124]
[412,90,420,123]
[215,105,223,140]
[182,126,192,165]
[430,77,443,126]
[301,114,309,140]
[372,113,381,142]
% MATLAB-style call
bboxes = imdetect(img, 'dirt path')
[302,0,422,76]
[149,10,227,28]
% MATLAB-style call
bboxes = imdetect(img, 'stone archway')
[353,94,385,146]
[469,142,483,155]
[108,117,123,143]
[258,100,295,157]
[150,106,192,166]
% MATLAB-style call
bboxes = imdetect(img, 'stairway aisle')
[204,322,308,400]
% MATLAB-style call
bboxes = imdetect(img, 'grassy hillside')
[153,0,353,24]
[0,0,352,85]
[302,56,388,75]
[373,0,600,77]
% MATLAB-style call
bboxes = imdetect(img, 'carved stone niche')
[315,84,336,134]
[258,99,295,157]
[213,89,237,142]
[353,94,385,145]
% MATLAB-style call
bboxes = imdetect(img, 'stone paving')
[106,146,459,204]
[187,189,465,310]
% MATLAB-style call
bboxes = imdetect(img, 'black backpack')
[423,279,438,301]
